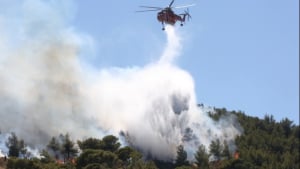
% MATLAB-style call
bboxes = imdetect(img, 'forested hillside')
[210,108,299,169]
[0,108,299,169]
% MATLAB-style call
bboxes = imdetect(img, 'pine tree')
[221,141,231,160]
[47,136,60,159]
[5,132,26,158]
[61,133,78,160]
[19,140,28,158]
[6,132,19,157]
[77,137,102,150]
[100,135,121,152]
[175,145,189,167]
[209,139,222,161]
[280,118,293,137]
[194,144,209,169]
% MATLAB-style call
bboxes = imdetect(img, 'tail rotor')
[184,8,192,21]
[180,8,192,23]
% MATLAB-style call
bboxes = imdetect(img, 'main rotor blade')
[169,0,175,8]
[136,9,160,12]
[139,6,163,9]
[173,4,196,9]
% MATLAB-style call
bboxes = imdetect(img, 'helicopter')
[136,0,194,30]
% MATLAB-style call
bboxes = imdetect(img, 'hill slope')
[0,107,299,169]
[211,108,299,169]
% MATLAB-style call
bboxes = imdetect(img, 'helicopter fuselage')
[157,8,183,25]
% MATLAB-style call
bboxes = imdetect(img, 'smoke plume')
[0,0,242,160]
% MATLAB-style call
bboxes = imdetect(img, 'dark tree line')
[5,132,27,158]
[3,107,299,169]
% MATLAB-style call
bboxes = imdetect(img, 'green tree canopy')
[76,149,118,169]
[46,137,60,159]
[209,139,222,161]
[221,141,231,160]
[116,146,134,162]
[77,138,102,150]
[194,144,209,169]
[60,133,78,160]
[175,145,189,167]
[5,132,27,158]
[100,135,121,152]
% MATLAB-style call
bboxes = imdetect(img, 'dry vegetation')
[0,157,7,169]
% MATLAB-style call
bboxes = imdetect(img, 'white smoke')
[0,133,9,157]
[0,0,242,161]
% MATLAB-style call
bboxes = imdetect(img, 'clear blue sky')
[72,0,299,124]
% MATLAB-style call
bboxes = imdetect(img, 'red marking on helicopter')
[136,0,194,30]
